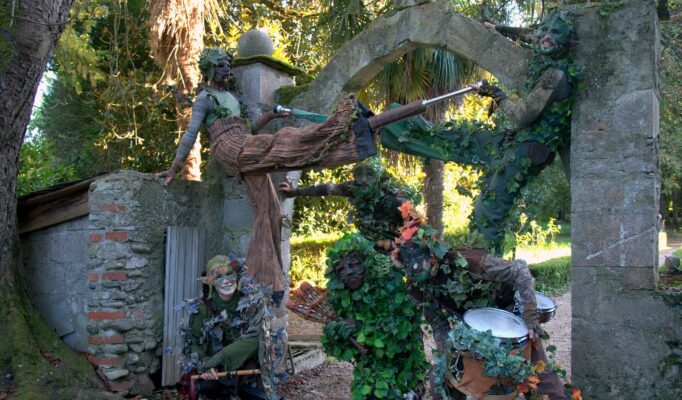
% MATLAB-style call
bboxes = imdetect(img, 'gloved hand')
[476,80,508,103]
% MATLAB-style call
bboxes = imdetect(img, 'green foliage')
[441,320,533,385]
[17,139,79,196]
[291,166,354,236]
[512,214,561,250]
[528,256,571,294]
[322,233,428,400]
[289,234,340,287]
[659,3,682,214]
[31,0,179,180]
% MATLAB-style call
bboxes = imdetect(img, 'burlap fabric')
[207,97,368,292]
[209,97,361,177]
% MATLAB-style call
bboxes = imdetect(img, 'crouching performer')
[178,255,286,400]
[392,203,569,400]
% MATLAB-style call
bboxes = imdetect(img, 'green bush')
[289,234,340,287]
[528,256,571,294]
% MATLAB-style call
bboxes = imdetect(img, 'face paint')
[337,253,366,290]
[533,14,573,56]
[213,273,238,299]
[212,58,231,85]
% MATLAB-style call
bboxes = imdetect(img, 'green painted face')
[352,158,383,186]
[199,47,233,82]
[533,13,573,56]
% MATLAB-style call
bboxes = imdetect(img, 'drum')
[514,291,557,323]
[445,308,530,400]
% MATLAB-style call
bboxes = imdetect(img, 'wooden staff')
[190,368,261,380]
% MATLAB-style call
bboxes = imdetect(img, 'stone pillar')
[571,3,681,398]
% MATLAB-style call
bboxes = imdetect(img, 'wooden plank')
[162,226,205,387]
[18,190,90,234]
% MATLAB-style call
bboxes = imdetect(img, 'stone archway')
[293,1,675,398]
[293,1,531,113]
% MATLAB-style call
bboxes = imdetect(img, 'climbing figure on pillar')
[157,47,377,301]
[381,11,579,254]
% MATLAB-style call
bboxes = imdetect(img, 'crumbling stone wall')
[85,171,207,393]
[571,2,682,398]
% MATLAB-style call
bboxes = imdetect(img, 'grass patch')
[674,248,682,258]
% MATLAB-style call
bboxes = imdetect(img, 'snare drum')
[445,308,530,400]
[514,291,557,323]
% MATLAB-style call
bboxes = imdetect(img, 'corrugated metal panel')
[162,226,205,387]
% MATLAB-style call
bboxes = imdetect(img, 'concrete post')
[570,3,681,398]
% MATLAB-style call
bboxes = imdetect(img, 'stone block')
[572,211,657,268]
[572,267,682,398]
[125,256,148,269]
[102,344,128,354]
[223,197,255,228]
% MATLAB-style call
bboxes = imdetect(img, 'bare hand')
[156,169,176,186]
[278,177,294,196]
[483,21,496,31]
[199,368,220,381]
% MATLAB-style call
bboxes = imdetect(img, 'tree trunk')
[423,159,445,234]
[150,0,204,181]
[0,1,109,398]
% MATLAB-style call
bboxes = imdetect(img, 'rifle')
[274,81,483,130]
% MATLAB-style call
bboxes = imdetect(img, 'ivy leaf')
[374,338,385,348]
[361,385,372,395]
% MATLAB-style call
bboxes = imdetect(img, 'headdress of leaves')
[198,47,234,82]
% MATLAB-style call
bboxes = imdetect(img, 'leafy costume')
[392,209,566,400]
[322,234,428,399]
[180,255,285,400]
[381,12,578,254]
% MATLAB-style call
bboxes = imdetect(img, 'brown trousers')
[209,98,367,291]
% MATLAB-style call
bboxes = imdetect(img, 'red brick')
[88,335,124,345]
[90,233,102,242]
[102,271,127,281]
[88,273,99,281]
[109,379,135,392]
[87,356,125,367]
[88,311,124,320]
[99,203,126,213]
[105,231,128,241]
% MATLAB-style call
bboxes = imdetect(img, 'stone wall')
[85,171,207,393]
[571,2,682,398]
[22,216,91,352]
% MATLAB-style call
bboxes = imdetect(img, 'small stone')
[101,319,134,332]
[126,256,148,269]
[131,244,152,254]
[126,353,139,365]
[129,343,144,353]
[102,368,129,381]
[143,340,158,351]
[102,344,128,354]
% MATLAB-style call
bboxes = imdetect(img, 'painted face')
[533,14,573,56]
[212,58,231,84]
[353,165,380,186]
[212,270,238,299]
[336,253,366,290]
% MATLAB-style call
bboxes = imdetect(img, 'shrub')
[528,256,571,294]
[289,234,340,287]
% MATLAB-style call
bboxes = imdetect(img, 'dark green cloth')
[190,291,261,372]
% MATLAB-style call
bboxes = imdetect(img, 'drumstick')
[190,368,261,380]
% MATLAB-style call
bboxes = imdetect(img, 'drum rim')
[514,290,557,311]
[463,307,529,343]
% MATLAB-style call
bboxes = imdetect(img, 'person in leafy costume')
[178,255,284,400]
[322,233,429,399]
[158,47,377,301]
[279,157,421,250]
[381,11,578,254]
[392,203,567,400]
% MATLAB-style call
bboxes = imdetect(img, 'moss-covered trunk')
[0,1,113,398]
